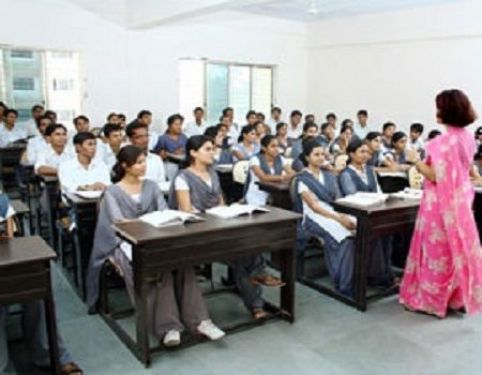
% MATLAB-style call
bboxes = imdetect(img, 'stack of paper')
[206,204,270,219]
[336,192,388,207]
[138,210,203,228]
[390,188,423,201]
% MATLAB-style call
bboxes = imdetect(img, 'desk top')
[114,206,301,245]
[0,236,56,267]
[257,182,290,192]
[11,200,29,215]
[333,197,419,216]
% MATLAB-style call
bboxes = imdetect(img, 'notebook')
[390,188,423,201]
[336,192,388,207]
[138,210,203,228]
[206,204,270,219]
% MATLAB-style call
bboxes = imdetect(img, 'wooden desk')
[0,236,60,374]
[106,207,300,367]
[332,198,419,311]
[63,193,99,300]
[11,199,30,236]
[257,182,292,210]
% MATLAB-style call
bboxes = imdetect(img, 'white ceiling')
[64,0,458,28]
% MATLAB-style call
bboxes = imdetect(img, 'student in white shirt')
[287,110,303,143]
[22,104,45,137]
[24,115,52,164]
[0,109,27,147]
[58,132,110,194]
[266,106,282,134]
[35,124,74,176]
[326,113,337,128]
[222,107,240,141]
[100,123,124,169]
[44,109,58,124]
[184,107,207,137]
[126,121,166,183]
[73,115,90,133]
[136,110,159,151]
[354,109,370,140]
[245,135,295,206]
[407,122,425,157]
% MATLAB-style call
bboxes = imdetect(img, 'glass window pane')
[206,63,228,125]
[229,66,250,126]
[252,67,273,118]
[179,59,204,120]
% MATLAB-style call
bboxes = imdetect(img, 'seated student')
[44,110,58,124]
[267,107,282,134]
[23,104,45,138]
[136,110,159,151]
[35,124,74,176]
[256,112,265,123]
[100,123,124,169]
[382,131,411,171]
[427,129,442,140]
[305,114,316,125]
[126,122,166,183]
[0,101,7,127]
[0,193,83,375]
[58,132,110,194]
[293,138,355,296]
[354,110,369,139]
[245,135,295,206]
[291,122,319,171]
[329,122,353,157]
[381,122,397,150]
[317,122,336,150]
[153,114,189,181]
[0,109,27,147]
[184,107,207,137]
[254,121,269,143]
[106,112,121,126]
[204,126,233,165]
[363,131,399,174]
[73,115,90,133]
[86,145,224,345]
[222,107,240,141]
[231,125,260,162]
[245,110,258,127]
[325,113,337,127]
[169,136,281,319]
[287,110,303,145]
[407,123,425,158]
[117,113,126,129]
[275,122,289,154]
[24,115,52,164]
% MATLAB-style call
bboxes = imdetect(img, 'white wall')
[0,0,130,127]
[306,0,482,133]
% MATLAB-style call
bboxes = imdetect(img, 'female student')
[329,123,353,157]
[153,114,189,180]
[275,122,289,154]
[231,125,260,161]
[203,126,233,165]
[291,123,319,163]
[169,135,282,320]
[379,131,411,192]
[293,138,356,296]
[245,135,295,206]
[400,89,482,317]
[338,139,394,286]
[87,145,224,346]
[254,120,269,142]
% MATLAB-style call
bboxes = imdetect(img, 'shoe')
[163,330,181,347]
[197,320,225,341]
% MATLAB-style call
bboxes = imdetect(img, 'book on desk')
[206,204,270,219]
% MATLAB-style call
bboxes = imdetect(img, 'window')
[0,46,83,126]
[179,59,274,125]
[13,77,34,91]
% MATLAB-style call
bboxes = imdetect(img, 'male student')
[73,115,90,133]
[354,109,370,139]
[326,113,337,127]
[44,110,58,124]
[106,112,121,126]
[407,122,425,156]
[58,132,110,194]
[184,107,207,137]
[35,124,74,176]
[266,106,282,134]
[25,115,52,164]
[23,104,45,137]
[245,110,258,126]
[222,107,239,140]
[381,122,397,150]
[136,110,159,151]
[317,122,336,149]
[126,122,166,183]
[287,110,303,143]
[100,123,124,169]
[0,109,27,147]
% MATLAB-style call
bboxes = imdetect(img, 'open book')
[390,188,423,201]
[74,190,103,199]
[206,204,270,219]
[138,210,203,228]
[336,192,388,207]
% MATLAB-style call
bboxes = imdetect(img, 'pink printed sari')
[399,126,482,317]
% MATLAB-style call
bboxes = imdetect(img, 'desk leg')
[135,281,151,367]
[354,218,369,312]
[44,271,61,374]
[279,246,296,323]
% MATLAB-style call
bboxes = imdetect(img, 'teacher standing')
[400,89,482,318]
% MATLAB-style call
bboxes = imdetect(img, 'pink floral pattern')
[400,126,482,317]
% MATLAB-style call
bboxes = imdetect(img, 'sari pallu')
[400,126,482,316]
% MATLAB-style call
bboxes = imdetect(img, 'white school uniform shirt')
[354,123,370,140]
[245,155,289,206]
[26,136,49,164]
[148,130,160,152]
[228,123,240,142]
[100,142,124,170]
[407,138,424,152]
[266,118,282,134]
[0,125,27,147]
[297,168,352,243]
[34,145,74,173]
[287,124,302,140]
[144,152,166,183]
[23,119,41,138]
[58,156,111,194]
[184,121,207,137]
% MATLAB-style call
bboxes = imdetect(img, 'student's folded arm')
[251,165,284,183]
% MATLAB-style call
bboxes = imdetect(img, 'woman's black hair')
[302,122,318,134]
[346,138,364,164]
[391,131,407,146]
[237,124,255,143]
[112,145,145,183]
[340,123,353,134]
[183,135,213,168]
[276,122,287,134]
[365,131,381,142]
[301,137,324,167]
[260,134,277,154]
[203,126,219,140]
[341,119,353,128]
[427,129,442,140]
